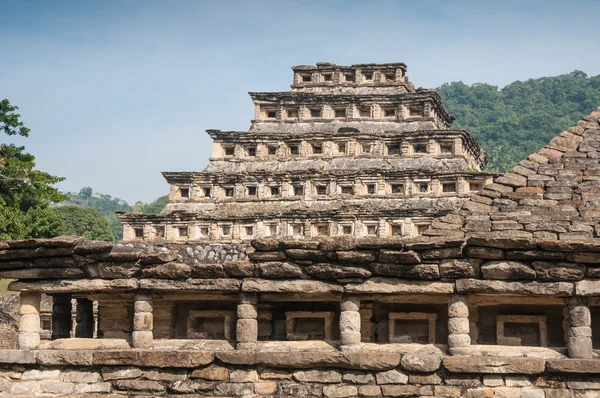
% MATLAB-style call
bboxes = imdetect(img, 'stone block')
[381,384,433,396]
[546,359,600,373]
[94,350,214,368]
[143,368,187,381]
[378,250,420,264]
[133,312,153,331]
[409,372,442,384]
[481,261,536,280]
[370,262,439,279]
[230,369,258,382]
[215,382,254,396]
[440,259,481,278]
[448,296,469,318]
[237,304,257,319]
[532,261,585,281]
[254,381,277,395]
[60,370,102,383]
[21,369,61,380]
[39,380,75,395]
[255,261,303,278]
[73,382,112,393]
[375,369,408,384]
[132,331,153,348]
[102,366,143,380]
[434,385,462,397]
[237,318,258,343]
[400,347,443,373]
[482,374,503,386]
[17,332,40,350]
[448,333,471,348]
[569,305,591,327]
[443,356,545,374]
[192,364,229,381]
[293,369,342,383]
[492,387,521,398]
[448,317,470,334]
[456,279,574,296]
[114,379,165,392]
[0,350,34,366]
[342,371,375,384]
[358,385,382,397]
[340,330,362,345]
[37,350,94,366]
[323,385,358,398]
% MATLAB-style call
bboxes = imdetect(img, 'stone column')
[132,293,153,348]
[51,294,72,340]
[448,295,471,352]
[237,293,258,350]
[18,292,41,350]
[568,297,593,358]
[75,298,94,338]
[340,296,361,348]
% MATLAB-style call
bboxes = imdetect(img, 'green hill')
[436,70,600,171]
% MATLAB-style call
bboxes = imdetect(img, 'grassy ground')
[0,280,15,294]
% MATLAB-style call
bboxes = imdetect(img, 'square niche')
[285,311,334,341]
[186,310,234,340]
[388,312,437,344]
[496,315,548,347]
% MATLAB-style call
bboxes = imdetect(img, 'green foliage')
[64,189,132,241]
[63,190,167,241]
[133,195,168,214]
[52,206,114,241]
[436,71,600,171]
[0,99,67,239]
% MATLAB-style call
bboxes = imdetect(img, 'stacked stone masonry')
[1,76,600,396]
[118,62,494,242]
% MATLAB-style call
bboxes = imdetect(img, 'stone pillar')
[132,293,153,348]
[568,297,593,358]
[340,296,361,348]
[51,294,72,340]
[237,293,258,350]
[75,298,94,338]
[448,294,471,352]
[18,292,41,350]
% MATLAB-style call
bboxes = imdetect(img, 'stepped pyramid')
[119,62,493,242]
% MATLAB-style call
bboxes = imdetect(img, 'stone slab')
[242,278,343,293]
[0,349,36,364]
[92,350,214,368]
[546,359,600,373]
[443,356,545,374]
[345,278,454,294]
[456,279,573,296]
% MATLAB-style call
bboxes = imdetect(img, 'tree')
[52,206,115,241]
[79,186,93,199]
[0,99,67,239]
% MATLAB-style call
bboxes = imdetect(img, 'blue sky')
[2,0,599,203]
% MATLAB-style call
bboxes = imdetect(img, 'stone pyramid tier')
[119,63,494,242]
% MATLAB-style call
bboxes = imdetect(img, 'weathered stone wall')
[1,349,600,397]
[428,108,600,241]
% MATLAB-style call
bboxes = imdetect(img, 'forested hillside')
[437,71,600,171]
[62,188,167,240]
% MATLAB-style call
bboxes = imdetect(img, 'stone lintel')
[443,356,546,374]
[92,350,215,368]
[345,278,454,294]
[546,359,600,373]
[242,278,343,293]
[139,278,241,291]
[9,279,138,293]
[456,279,574,296]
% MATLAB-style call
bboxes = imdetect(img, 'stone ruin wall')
[2,234,600,396]
[0,108,598,397]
